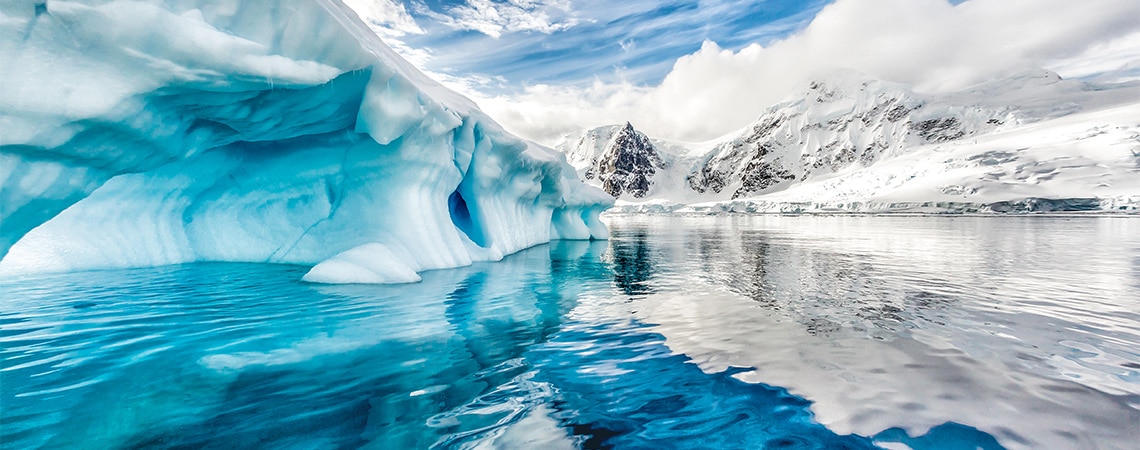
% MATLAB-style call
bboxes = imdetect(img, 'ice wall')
[0,0,612,282]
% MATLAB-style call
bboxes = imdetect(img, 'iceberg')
[0,0,612,282]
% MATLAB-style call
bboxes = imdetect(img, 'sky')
[344,0,1140,145]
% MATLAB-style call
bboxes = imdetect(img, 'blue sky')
[347,0,1140,144]
[396,0,834,90]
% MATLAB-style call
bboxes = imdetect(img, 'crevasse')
[0,0,612,283]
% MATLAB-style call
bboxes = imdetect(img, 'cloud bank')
[449,0,1140,144]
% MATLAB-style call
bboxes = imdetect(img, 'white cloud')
[454,0,1140,145]
[341,0,424,37]
[1047,30,1140,83]
[342,0,438,69]
[433,0,579,39]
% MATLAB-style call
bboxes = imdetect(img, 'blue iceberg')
[0,0,612,283]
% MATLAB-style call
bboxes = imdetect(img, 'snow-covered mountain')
[0,0,612,283]
[556,69,1140,213]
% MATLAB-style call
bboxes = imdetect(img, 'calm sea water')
[2,216,1138,449]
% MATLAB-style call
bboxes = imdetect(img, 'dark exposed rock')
[743,115,787,143]
[914,117,966,142]
[732,160,795,199]
[596,122,663,198]
[687,165,728,194]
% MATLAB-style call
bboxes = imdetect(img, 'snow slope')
[556,69,1140,213]
[0,0,611,282]
[687,101,1140,214]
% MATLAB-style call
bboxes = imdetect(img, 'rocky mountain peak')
[594,122,664,198]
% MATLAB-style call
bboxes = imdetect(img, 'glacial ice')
[0,0,612,282]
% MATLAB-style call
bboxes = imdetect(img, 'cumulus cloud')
[455,0,1140,144]
[341,0,423,37]
[431,0,579,39]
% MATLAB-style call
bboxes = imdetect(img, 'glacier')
[0,0,612,282]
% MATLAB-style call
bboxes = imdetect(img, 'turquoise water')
[3,216,1138,449]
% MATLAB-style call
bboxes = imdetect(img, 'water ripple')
[2,218,1138,449]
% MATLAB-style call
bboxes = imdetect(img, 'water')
[2,216,1138,449]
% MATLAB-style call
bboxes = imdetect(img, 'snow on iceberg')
[0,0,612,282]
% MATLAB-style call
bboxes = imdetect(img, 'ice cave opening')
[448,189,487,248]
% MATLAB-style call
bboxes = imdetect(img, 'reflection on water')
[2,216,1138,449]
[611,229,655,297]
[604,216,1140,449]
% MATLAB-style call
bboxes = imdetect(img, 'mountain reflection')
[599,215,1140,449]
[605,217,977,337]
[609,226,655,296]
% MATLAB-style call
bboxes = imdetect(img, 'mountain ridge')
[555,69,1140,213]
